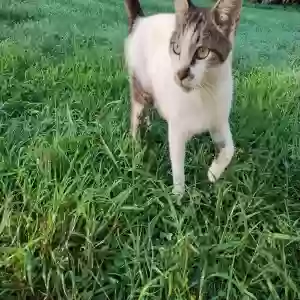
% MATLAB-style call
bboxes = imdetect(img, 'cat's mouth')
[174,75,193,92]
[180,84,192,92]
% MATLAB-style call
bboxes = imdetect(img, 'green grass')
[0,0,300,299]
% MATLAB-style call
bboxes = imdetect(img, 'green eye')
[196,46,210,60]
[172,42,180,55]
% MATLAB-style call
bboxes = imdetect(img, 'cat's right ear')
[211,0,242,37]
[174,0,193,13]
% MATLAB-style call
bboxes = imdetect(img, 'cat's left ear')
[174,0,194,14]
[211,0,242,37]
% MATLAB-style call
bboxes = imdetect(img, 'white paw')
[207,161,221,183]
[172,185,185,197]
[145,116,151,127]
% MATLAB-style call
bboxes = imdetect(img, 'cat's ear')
[211,0,242,37]
[174,0,193,13]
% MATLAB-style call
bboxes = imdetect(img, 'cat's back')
[126,13,175,50]
[125,13,175,88]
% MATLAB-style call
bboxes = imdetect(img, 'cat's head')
[170,0,242,91]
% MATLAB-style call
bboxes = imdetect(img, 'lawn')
[0,0,300,299]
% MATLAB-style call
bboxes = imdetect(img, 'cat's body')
[126,13,233,132]
[124,0,242,195]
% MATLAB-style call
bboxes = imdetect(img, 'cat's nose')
[177,67,190,81]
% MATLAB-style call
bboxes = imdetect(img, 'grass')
[0,0,300,299]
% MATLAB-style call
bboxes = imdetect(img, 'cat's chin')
[174,75,193,93]
[175,80,194,92]
[181,85,193,93]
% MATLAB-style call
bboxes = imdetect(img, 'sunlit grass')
[0,0,300,299]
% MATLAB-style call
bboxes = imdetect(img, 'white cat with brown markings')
[124,0,242,196]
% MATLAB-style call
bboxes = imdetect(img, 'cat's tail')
[124,0,144,33]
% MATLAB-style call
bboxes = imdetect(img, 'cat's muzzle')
[174,74,193,92]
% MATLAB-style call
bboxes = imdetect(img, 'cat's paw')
[172,185,185,198]
[145,116,151,127]
[207,161,221,183]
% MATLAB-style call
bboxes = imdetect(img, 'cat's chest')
[154,86,226,135]
[148,59,230,133]
[176,93,219,130]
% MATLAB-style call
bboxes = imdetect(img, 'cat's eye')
[195,46,210,60]
[172,42,180,55]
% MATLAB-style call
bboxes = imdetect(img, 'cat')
[124,0,242,196]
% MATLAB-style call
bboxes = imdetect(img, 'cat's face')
[170,0,241,91]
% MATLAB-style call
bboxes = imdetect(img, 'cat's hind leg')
[208,122,234,183]
[130,75,152,139]
[131,100,144,139]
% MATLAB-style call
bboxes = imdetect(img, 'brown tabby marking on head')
[170,0,242,68]
[170,7,232,65]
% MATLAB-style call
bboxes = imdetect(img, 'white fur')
[125,14,235,196]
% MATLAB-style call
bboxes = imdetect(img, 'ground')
[0,0,300,299]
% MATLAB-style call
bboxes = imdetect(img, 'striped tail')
[124,0,144,33]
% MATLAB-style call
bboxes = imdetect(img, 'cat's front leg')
[168,124,187,196]
[208,122,234,183]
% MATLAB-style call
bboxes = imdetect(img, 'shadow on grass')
[0,8,43,26]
